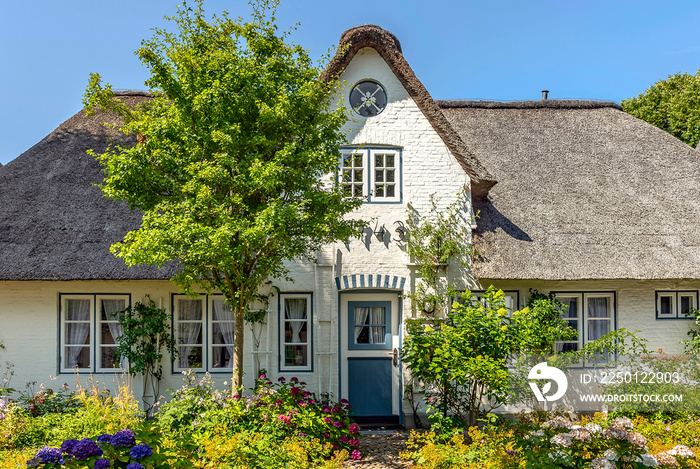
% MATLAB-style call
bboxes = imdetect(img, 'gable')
[324,25,496,197]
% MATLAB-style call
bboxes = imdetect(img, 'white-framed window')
[173,295,237,372]
[471,290,519,313]
[279,293,312,372]
[554,292,615,352]
[59,294,130,373]
[339,147,401,203]
[656,291,698,319]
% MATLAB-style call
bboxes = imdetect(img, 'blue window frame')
[338,147,402,203]
[348,301,392,350]
[656,291,698,319]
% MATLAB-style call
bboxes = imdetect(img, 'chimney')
[542,90,549,100]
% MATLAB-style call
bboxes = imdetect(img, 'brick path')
[343,431,412,468]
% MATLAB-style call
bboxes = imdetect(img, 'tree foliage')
[622,70,700,148]
[402,287,577,429]
[83,0,364,387]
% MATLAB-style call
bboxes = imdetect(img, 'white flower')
[611,416,634,430]
[667,445,695,458]
[542,416,572,430]
[585,423,602,434]
[627,431,647,449]
[550,433,573,447]
[590,457,616,469]
[569,428,592,442]
[653,452,678,467]
[639,453,658,467]
[604,449,619,461]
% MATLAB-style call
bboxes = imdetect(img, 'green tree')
[83,0,364,388]
[622,70,700,148]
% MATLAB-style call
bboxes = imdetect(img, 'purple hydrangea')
[110,429,136,447]
[60,438,79,454]
[73,438,103,460]
[30,446,62,464]
[96,434,112,444]
[129,444,153,460]
[126,464,145,469]
[94,459,111,469]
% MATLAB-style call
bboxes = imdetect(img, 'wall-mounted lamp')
[393,221,407,241]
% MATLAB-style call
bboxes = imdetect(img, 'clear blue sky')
[2,0,699,165]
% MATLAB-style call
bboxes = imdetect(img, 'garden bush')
[401,412,700,469]
[155,371,361,464]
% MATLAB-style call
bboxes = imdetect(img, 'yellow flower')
[424,325,434,333]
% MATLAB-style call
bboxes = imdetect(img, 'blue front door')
[343,297,398,421]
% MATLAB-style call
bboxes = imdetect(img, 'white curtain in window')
[179,300,202,368]
[370,307,385,344]
[354,307,369,343]
[103,299,127,368]
[285,299,307,343]
[212,299,235,367]
[587,298,610,341]
[66,300,90,368]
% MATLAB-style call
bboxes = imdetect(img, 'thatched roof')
[323,25,497,197]
[439,100,700,280]
[0,92,175,281]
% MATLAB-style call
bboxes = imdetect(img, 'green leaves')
[622,69,700,148]
[83,0,365,386]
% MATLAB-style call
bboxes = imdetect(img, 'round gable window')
[350,80,387,117]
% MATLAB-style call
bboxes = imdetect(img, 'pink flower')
[349,424,359,434]
[667,426,671,431]
[351,450,362,460]
[258,373,267,379]
[290,387,301,396]
[332,406,341,413]
[349,438,359,446]
[309,399,316,405]
[276,399,283,405]
[333,444,339,450]
[339,435,348,443]
[339,398,349,404]
[324,417,333,424]
[290,377,298,382]
[323,432,330,438]
[302,391,310,398]
[322,406,332,413]
[333,421,342,428]
[278,377,286,383]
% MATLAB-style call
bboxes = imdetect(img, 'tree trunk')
[232,305,245,389]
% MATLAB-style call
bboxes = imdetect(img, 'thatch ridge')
[0,94,175,281]
[322,25,497,197]
[441,104,700,280]
[437,99,622,110]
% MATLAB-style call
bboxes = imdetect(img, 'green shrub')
[156,370,361,464]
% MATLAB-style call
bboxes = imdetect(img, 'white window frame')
[339,149,368,199]
[656,291,698,319]
[339,147,402,203]
[279,293,313,372]
[173,294,242,373]
[173,296,206,372]
[471,290,519,313]
[554,292,616,352]
[208,296,236,371]
[59,294,130,374]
